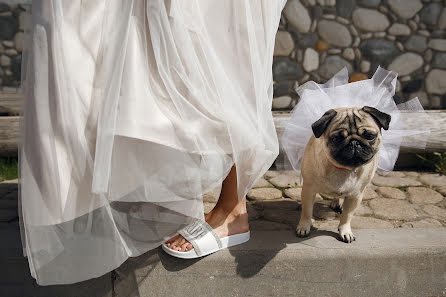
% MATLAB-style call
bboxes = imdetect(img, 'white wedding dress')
[19,0,286,285]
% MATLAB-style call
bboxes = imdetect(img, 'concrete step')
[113,228,446,297]
[2,222,445,297]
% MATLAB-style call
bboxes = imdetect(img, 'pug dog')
[296,106,391,243]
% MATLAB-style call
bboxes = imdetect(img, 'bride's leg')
[165,164,249,251]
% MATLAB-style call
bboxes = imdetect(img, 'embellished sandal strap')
[178,219,222,256]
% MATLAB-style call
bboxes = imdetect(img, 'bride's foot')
[164,202,249,252]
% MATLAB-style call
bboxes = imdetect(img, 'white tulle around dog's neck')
[280,66,430,173]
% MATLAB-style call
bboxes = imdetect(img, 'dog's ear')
[311,109,337,138]
[362,106,391,130]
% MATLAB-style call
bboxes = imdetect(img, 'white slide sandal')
[161,219,250,259]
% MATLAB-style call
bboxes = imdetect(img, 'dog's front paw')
[296,220,312,237]
[338,224,355,243]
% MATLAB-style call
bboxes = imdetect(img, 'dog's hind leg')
[330,197,344,213]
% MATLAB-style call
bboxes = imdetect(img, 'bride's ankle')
[210,201,247,217]
[206,204,247,222]
[228,205,248,218]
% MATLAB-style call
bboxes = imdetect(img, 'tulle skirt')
[18,0,286,285]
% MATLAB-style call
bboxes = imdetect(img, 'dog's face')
[311,106,391,168]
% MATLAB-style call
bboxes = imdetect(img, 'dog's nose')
[350,140,359,147]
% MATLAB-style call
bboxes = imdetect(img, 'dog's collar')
[333,164,358,173]
[333,165,349,170]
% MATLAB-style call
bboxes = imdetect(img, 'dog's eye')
[363,132,376,141]
[331,133,344,143]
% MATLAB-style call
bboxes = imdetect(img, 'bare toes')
[165,234,180,244]
[180,241,190,251]
[178,238,186,247]
[176,239,186,251]
[169,239,180,250]
[170,236,186,250]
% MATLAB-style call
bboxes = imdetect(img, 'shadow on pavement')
[0,219,114,297]
[230,227,340,278]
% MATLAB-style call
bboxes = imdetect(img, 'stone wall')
[0,1,445,110]
[273,0,446,110]
[0,3,26,89]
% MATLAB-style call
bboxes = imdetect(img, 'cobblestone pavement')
[1,171,445,231]
[203,170,446,232]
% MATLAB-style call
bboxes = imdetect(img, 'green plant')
[0,157,18,181]
[416,152,446,175]
[319,193,331,200]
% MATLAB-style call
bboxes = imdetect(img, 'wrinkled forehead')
[329,108,379,133]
